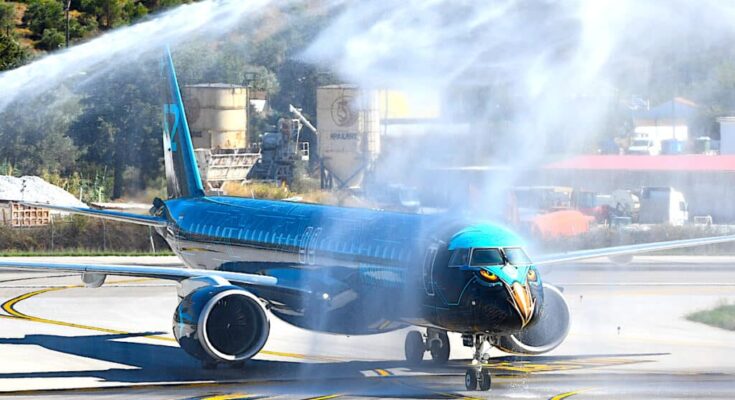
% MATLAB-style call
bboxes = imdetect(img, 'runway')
[0,255,734,399]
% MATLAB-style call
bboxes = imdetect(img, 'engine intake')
[173,285,269,363]
[495,283,570,354]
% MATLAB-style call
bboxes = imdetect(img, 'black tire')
[404,330,425,365]
[478,369,491,391]
[429,331,450,365]
[464,368,478,391]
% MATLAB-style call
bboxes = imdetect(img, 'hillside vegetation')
[0,0,331,201]
[2,2,735,205]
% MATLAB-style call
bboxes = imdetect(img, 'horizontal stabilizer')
[22,202,167,227]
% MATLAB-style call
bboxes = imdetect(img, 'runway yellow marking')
[384,376,480,400]
[0,279,334,362]
[549,388,591,400]
[431,390,480,400]
[302,394,342,400]
[199,393,254,400]
[1,284,174,341]
[375,368,391,376]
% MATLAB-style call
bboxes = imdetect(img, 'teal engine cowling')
[495,283,570,354]
[173,284,270,363]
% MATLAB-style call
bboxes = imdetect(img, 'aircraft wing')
[21,202,166,227]
[533,234,735,265]
[0,260,277,287]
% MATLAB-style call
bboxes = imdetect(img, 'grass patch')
[687,302,735,331]
[0,249,174,257]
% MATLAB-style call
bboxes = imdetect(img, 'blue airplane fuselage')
[154,195,544,337]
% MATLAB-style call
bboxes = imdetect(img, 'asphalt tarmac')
[0,255,734,399]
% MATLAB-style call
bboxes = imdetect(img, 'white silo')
[316,85,381,189]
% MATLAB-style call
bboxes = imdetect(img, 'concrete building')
[633,97,698,142]
[417,155,735,223]
[540,155,735,223]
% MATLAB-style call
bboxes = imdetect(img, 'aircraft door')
[423,245,437,296]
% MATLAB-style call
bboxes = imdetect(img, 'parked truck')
[638,187,688,225]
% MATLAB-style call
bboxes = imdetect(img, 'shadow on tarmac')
[0,331,669,386]
[0,332,431,384]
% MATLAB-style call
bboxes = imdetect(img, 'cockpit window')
[470,248,504,266]
[449,248,470,266]
[504,247,532,265]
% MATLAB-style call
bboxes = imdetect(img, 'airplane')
[2,48,735,392]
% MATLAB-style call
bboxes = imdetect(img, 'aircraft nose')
[508,282,535,327]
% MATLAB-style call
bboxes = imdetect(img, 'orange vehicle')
[528,209,595,239]
[508,186,596,239]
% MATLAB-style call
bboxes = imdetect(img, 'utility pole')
[64,0,71,48]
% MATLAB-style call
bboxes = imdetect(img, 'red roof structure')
[544,155,735,172]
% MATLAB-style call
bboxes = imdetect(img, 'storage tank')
[316,85,381,188]
[695,136,712,154]
[183,84,248,151]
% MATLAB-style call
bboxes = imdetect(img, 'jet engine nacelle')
[495,283,570,355]
[173,284,269,363]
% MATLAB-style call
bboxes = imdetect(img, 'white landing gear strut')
[464,333,492,391]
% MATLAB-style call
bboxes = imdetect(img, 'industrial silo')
[316,85,381,189]
[183,84,248,151]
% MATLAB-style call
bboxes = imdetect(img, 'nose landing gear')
[464,333,492,391]
[404,328,451,365]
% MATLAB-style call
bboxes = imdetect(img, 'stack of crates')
[2,202,50,227]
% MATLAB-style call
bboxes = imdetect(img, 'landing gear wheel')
[429,331,450,365]
[478,369,491,391]
[464,368,478,390]
[465,333,493,391]
[404,330,425,365]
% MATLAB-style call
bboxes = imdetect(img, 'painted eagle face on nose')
[478,264,541,327]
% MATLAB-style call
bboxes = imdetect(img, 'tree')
[22,0,64,38]
[0,34,28,71]
[81,0,148,30]
[0,2,15,36]
[0,87,81,175]
[141,0,193,11]
[39,28,65,50]
[70,60,162,198]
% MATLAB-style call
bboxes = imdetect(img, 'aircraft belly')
[171,237,412,335]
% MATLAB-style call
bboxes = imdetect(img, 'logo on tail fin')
[163,103,180,152]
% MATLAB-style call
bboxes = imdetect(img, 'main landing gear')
[404,328,451,365]
[463,333,492,391]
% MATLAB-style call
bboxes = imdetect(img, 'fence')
[0,215,170,254]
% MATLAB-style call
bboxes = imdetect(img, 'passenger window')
[470,248,504,266]
[449,248,470,267]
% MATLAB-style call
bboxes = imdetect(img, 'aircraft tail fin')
[161,47,205,199]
